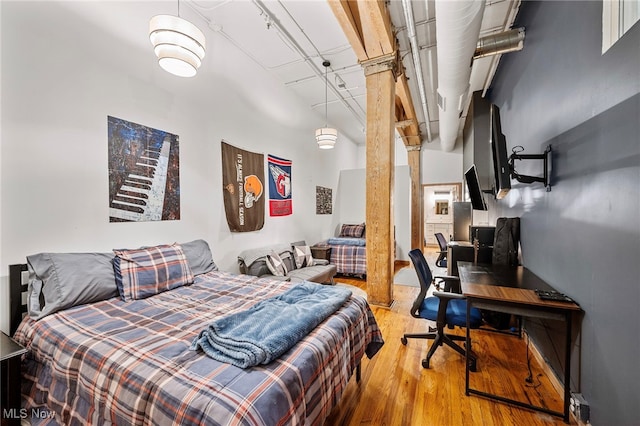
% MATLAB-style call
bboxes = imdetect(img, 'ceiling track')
[188,0,366,131]
[252,0,366,128]
[284,63,363,87]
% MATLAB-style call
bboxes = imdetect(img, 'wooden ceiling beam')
[395,74,421,146]
[329,0,421,147]
[357,0,395,57]
[328,0,368,61]
[329,0,396,59]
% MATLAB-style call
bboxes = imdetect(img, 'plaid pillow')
[339,223,366,238]
[113,244,194,301]
[265,250,288,277]
[293,245,314,268]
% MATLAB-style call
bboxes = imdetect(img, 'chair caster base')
[421,359,430,369]
[400,336,408,345]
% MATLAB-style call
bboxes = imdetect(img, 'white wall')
[393,166,411,260]
[335,169,366,230]
[334,166,411,261]
[421,137,463,183]
[0,2,360,333]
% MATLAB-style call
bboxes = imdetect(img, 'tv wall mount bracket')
[508,144,552,192]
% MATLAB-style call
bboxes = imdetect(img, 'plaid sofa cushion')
[339,223,366,238]
[113,244,194,301]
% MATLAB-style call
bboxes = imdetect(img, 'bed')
[318,223,367,277]
[9,240,384,426]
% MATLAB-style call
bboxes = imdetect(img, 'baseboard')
[395,260,410,269]
[525,330,564,395]
[525,331,584,425]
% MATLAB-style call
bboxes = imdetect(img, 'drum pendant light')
[315,60,337,149]
[149,0,206,78]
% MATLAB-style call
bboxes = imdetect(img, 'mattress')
[14,271,383,425]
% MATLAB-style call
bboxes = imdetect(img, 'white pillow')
[265,250,288,276]
[293,245,313,268]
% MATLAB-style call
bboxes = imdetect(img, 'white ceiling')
[188,0,369,144]
[60,0,521,150]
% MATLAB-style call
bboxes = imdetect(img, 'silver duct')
[474,28,525,59]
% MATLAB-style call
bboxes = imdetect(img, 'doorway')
[422,183,462,246]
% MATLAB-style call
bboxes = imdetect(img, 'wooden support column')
[407,145,423,250]
[329,0,423,304]
[362,52,397,307]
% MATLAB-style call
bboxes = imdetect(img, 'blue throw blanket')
[327,237,366,246]
[190,282,352,368]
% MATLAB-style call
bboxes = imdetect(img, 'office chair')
[401,248,483,370]
[434,232,448,268]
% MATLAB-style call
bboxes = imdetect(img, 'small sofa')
[238,242,337,284]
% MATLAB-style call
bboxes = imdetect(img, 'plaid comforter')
[327,241,367,276]
[14,271,383,426]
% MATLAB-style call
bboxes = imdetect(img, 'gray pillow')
[181,239,218,276]
[246,259,271,277]
[27,252,119,320]
[280,250,296,272]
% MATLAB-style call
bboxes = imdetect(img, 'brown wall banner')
[221,141,265,232]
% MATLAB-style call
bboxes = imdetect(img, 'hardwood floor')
[325,248,573,425]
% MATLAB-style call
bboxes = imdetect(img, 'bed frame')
[9,264,28,336]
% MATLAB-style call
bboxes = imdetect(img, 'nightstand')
[1,332,26,426]
[310,246,332,261]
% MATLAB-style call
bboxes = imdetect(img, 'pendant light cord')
[323,60,330,127]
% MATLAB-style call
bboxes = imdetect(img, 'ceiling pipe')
[190,0,366,130]
[401,0,432,143]
[435,0,485,152]
[474,27,525,59]
[251,0,366,129]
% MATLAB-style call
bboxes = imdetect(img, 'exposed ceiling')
[187,0,368,145]
[56,0,521,151]
[181,0,522,150]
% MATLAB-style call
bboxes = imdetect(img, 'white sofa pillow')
[265,250,288,276]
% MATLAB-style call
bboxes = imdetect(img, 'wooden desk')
[459,262,581,423]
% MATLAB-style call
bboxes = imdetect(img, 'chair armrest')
[434,274,458,281]
[433,275,461,293]
[432,290,465,300]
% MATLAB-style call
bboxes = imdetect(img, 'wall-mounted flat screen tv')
[464,164,487,211]
[490,104,511,199]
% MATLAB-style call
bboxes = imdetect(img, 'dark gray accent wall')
[486,2,639,424]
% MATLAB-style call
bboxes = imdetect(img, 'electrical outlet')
[569,393,590,423]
